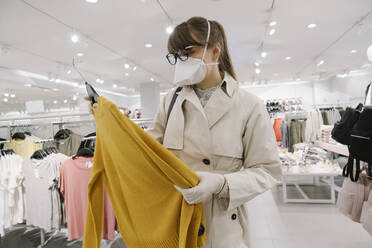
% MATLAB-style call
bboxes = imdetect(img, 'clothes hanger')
[72,57,99,105]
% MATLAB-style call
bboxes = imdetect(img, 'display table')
[282,166,342,204]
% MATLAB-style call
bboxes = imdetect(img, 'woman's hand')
[84,96,98,114]
[174,171,225,204]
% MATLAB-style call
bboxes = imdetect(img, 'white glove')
[174,171,225,204]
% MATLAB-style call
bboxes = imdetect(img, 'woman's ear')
[212,44,221,63]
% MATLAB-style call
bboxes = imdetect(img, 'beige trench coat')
[148,74,282,248]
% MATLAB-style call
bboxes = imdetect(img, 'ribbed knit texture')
[83,97,207,248]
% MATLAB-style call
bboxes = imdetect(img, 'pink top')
[59,156,116,241]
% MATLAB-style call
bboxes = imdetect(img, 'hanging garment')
[281,121,288,148]
[273,118,284,142]
[0,154,24,236]
[337,174,372,223]
[321,110,329,125]
[23,153,68,231]
[83,97,207,248]
[56,132,83,156]
[4,136,43,158]
[59,156,115,241]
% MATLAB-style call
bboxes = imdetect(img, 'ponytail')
[212,20,237,81]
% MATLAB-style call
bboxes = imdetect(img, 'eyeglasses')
[166,46,194,65]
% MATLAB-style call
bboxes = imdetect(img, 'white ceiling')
[0,0,372,112]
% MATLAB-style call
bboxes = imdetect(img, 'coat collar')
[177,73,239,129]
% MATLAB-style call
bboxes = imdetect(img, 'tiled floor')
[248,186,372,248]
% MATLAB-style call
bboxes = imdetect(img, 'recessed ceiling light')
[150,77,155,81]
[350,50,358,54]
[317,60,325,66]
[77,53,84,57]
[133,66,137,71]
[52,88,59,91]
[255,68,261,74]
[67,70,72,74]
[10,94,15,98]
[3,98,8,102]
[73,95,78,101]
[85,0,98,3]
[145,43,153,48]
[124,64,130,69]
[4,93,9,97]
[261,52,267,58]
[307,23,317,29]
[269,21,277,27]
[25,83,32,87]
[285,56,292,60]
[100,79,104,84]
[296,78,301,81]
[269,29,276,35]
[96,78,101,83]
[166,26,174,34]
[71,34,79,43]
[55,78,61,83]
[254,62,260,67]
[53,100,58,104]
[113,84,117,88]
[63,99,68,103]
[125,73,129,76]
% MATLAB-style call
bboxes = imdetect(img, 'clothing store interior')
[1,0,372,248]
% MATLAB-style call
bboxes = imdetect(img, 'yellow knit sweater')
[83,97,206,248]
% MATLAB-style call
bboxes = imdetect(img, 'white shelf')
[314,141,349,156]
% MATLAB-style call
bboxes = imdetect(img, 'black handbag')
[343,82,372,182]
[332,103,363,145]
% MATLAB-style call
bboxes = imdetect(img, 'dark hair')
[168,17,237,81]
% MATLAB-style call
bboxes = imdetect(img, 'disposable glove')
[174,171,225,204]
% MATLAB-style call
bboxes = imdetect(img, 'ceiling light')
[24,83,32,87]
[52,88,59,91]
[77,53,84,57]
[55,78,61,83]
[145,43,153,48]
[4,93,9,97]
[64,99,68,103]
[269,29,276,35]
[285,56,292,60]
[307,23,317,29]
[133,66,137,71]
[67,70,72,74]
[296,78,301,81]
[337,73,348,78]
[100,79,104,84]
[71,34,79,43]
[254,62,260,67]
[3,98,8,102]
[166,26,174,34]
[10,94,15,98]
[255,68,261,74]
[86,0,98,3]
[273,73,279,76]
[317,60,325,66]
[150,77,155,81]
[350,50,358,54]
[269,21,277,27]
[261,52,267,58]
[125,73,129,76]
[96,78,101,83]
[124,64,130,69]
[113,84,117,88]
[53,100,58,104]
[73,95,78,101]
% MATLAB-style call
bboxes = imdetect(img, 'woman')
[148,17,282,248]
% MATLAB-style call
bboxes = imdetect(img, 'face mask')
[173,20,219,86]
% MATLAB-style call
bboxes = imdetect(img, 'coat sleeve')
[221,100,282,211]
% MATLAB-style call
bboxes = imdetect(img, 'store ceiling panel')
[0,0,372,111]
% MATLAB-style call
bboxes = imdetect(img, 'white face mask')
[173,20,219,86]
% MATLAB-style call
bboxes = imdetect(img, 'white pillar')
[140,82,160,119]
